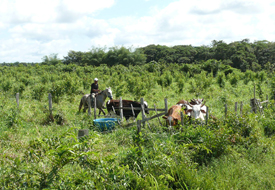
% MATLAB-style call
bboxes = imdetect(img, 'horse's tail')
[79,97,83,112]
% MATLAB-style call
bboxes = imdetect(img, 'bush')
[262,119,275,137]
[12,82,25,95]
[217,72,225,88]
[228,72,240,87]
[243,70,256,85]
[224,114,254,138]
[32,84,46,101]
[48,81,64,103]
[5,107,22,128]
[1,79,12,92]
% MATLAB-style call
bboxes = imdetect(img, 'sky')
[1,0,275,63]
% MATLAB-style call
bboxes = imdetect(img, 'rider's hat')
[94,78,98,81]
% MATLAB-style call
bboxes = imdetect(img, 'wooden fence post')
[16,93,19,108]
[136,120,142,153]
[48,93,53,121]
[225,104,227,118]
[137,120,141,134]
[119,97,123,121]
[131,104,135,119]
[78,129,89,140]
[254,84,256,99]
[250,99,253,113]
[235,102,238,114]
[206,106,208,125]
[140,98,145,126]
[94,97,97,119]
[181,112,184,126]
[240,101,243,116]
[253,84,257,113]
[112,106,121,126]
[88,96,91,116]
[164,98,168,114]
[250,98,256,113]
[266,95,269,108]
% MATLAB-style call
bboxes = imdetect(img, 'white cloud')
[108,0,275,47]
[1,0,275,62]
[0,0,115,24]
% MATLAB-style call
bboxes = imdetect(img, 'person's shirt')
[91,83,98,94]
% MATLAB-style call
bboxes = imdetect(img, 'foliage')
[42,54,62,65]
[262,118,275,137]
[1,79,13,92]
[217,72,225,88]
[0,58,275,189]
[62,47,146,66]
[189,71,212,96]
[32,84,46,101]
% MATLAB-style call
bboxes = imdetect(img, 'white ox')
[185,98,207,120]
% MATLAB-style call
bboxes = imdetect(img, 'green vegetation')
[1,40,275,189]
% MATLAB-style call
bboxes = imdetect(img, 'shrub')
[217,72,225,88]
[12,82,25,95]
[262,119,275,137]
[189,71,212,96]
[177,78,185,93]
[5,107,22,128]
[270,77,275,100]
[20,76,32,86]
[228,72,239,87]
[256,71,267,83]
[82,77,90,90]
[224,114,254,138]
[32,84,46,101]
[174,125,231,165]
[63,75,79,95]
[48,81,64,103]
[243,70,256,85]
[54,111,67,125]
[1,79,12,92]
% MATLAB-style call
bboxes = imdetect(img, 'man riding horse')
[91,78,101,107]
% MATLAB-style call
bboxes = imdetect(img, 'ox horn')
[188,102,193,107]
[199,98,204,104]
[193,98,199,104]
[201,101,206,107]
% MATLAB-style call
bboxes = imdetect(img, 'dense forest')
[2,39,275,73]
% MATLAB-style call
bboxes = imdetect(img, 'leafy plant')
[5,107,22,128]
[32,84,46,101]
[217,72,226,88]
[2,79,12,92]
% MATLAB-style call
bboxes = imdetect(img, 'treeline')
[140,39,275,72]
[2,39,275,72]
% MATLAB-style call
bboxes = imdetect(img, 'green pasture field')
[1,63,275,189]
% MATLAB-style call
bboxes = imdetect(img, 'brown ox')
[106,99,149,121]
[162,105,183,126]
[162,98,207,126]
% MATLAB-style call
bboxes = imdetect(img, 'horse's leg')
[100,108,106,115]
[98,108,101,116]
[83,105,87,112]
[84,100,88,112]
[79,99,83,112]
[102,109,106,115]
